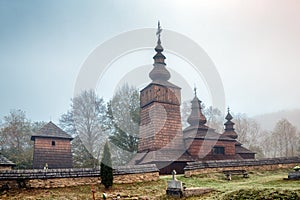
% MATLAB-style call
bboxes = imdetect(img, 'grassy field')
[1,169,300,199]
[171,169,300,199]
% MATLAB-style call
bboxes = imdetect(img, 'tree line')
[0,84,139,169]
[1,84,300,169]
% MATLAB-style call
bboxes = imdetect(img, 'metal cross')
[156,21,162,39]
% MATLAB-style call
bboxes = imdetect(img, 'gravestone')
[166,170,183,197]
[287,171,300,180]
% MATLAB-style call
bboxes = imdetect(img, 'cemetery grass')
[171,169,300,199]
[1,169,300,199]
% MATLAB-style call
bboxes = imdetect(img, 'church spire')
[223,107,238,139]
[149,21,171,82]
[187,87,207,126]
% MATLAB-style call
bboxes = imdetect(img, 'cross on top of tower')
[194,86,197,96]
[156,21,162,40]
[226,107,233,121]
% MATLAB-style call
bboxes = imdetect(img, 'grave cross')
[172,170,177,180]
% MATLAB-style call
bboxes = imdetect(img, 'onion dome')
[187,88,207,126]
[149,21,171,82]
[223,107,238,139]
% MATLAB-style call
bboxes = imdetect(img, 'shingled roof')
[0,155,15,166]
[31,121,73,141]
[235,145,256,154]
[183,128,236,141]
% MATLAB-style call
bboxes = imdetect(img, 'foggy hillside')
[253,109,300,131]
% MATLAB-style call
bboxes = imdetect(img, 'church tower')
[138,22,183,153]
[131,22,255,174]
[183,88,211,157]
[222,108,238,139]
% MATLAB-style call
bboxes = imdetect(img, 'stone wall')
[0,164,159,189]
[114,172,158,184]
[0,166,12,171]
[28,177,100,188]
[184,157,300,177]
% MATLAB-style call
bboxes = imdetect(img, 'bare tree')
[233,113,264,157]
[233,113,260,145]
[0,110,33,169]
[260,130,275,158]
[233,113,250,145]
[260,119,299,158]
[271,119,298,157]
[203,105,223,133]
[60,90,107,167]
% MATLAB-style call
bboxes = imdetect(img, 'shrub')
[100,141,113,189]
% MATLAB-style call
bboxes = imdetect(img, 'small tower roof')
[31,121,73,141]
[187,87,207,126]
[223,107,238,139]
[225,107,233,121]
[0,154,15,167]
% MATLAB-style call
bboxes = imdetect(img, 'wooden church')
[31,121,73,169]
[130,24,255,174]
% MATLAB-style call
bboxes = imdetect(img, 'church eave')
[31,135,73,141]
[140,82,181,93]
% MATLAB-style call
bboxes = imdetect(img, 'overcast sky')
[1,0,300,123]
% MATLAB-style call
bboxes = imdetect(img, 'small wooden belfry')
[31,121,73,169]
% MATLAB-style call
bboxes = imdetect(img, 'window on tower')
[52,141,56,146]
[212,146,225,155]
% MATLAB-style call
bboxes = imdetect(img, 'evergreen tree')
[71,136,98,168]
[100,141,113,189]
[106,84,140,166]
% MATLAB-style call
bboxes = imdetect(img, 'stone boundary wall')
[184,157,300,177]
[0,166,13,171]
[0,164,159,189]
